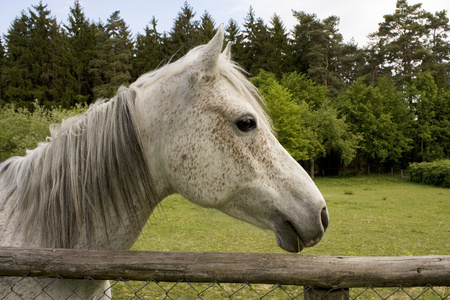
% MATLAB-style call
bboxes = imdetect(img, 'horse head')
[132,26,328,253]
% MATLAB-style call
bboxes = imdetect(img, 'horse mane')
[0,87,156,249]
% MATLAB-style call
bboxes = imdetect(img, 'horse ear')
[222,42,232,60]
[191,24,224,75]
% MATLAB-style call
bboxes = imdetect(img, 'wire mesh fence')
[1,276,450,300]
[89,280,450,300]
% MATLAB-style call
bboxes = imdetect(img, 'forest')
[0,0,449,175]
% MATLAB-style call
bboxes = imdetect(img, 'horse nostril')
[321,207,329,231]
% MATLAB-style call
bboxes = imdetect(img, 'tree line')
[0,0,449,175]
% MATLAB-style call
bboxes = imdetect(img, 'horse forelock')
[0,88,156,249]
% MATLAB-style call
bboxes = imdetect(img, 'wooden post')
[304,286,350,300]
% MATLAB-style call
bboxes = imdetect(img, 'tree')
[368,1,450,163]
[242,5,256,64]
[250,70,309,161]
[267,14,292,77]
[225,19,245,64]
[368,0,438,86]
[89,22,108,99]
[2,11,33,107]
[63,0,96,105]
[133,16,167,78]
[407,73,450,161]
[0,38,5,102]
[422,9,450,89]
[27,2,65,106]
[282,72,359,176]
[242,7,272,75]
[338,78,413,172]
[281,72,328,110]
[198,11,216,44]
[339,40,369,85]
[291,11,346,95]
[169,2,199,60]
[91,11,133,99]
[2,2,65,107]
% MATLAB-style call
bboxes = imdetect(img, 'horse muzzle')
[274,206,329,253]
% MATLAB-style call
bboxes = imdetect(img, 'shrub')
[0,102,86,161]
[409,160,450,188]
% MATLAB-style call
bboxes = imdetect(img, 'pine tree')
[292,11,345,95]
[107,11,133,89]
[422,9,450,89]
[3,2,64,108]
[2,12,32,107]
[241,6,257,73]
[339,40,369,85]
[169,2,199,60]
[369,0,431,86]
[28,2,65,107]
[91,11,133,99]
[242,7,271,75]
[90,22,108,99]
[0,38,5,102]
[225,19,245,64]
[63,0,97,105]
[198,11,216,44]
[268,14,292,77]
[133,16,167,78]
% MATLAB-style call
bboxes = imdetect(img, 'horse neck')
[0,92,160,250]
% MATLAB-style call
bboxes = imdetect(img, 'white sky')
[1,0,449,46]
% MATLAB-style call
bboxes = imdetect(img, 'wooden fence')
[0,247,449,299]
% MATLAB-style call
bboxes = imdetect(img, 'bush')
[409,160,450,188]
[0,102,86,161]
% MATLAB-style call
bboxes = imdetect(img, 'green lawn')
[113,175,449,299]
[132,175,449,256]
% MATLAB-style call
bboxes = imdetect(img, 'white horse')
[0,26,328,299]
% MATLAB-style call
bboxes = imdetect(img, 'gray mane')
[0,87,156,249]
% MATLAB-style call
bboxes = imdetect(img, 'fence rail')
[0,247,449,299]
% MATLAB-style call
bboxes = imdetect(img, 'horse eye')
[236,117,256,132]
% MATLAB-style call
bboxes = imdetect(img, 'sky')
[1,0,449,47]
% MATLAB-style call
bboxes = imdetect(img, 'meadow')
[113,175,449,299]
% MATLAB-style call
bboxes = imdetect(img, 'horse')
[0,26,328,299]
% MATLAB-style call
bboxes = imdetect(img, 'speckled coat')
[0,26,328,299]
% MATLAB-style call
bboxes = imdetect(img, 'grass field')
[112,175,449,299]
